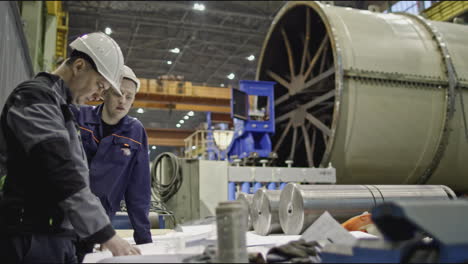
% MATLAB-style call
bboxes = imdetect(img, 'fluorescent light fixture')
[170,48,180,54]
[247,54,255,61]
[176,124,181,128]
[227,73,235,80]
[167,61,172,65]
[105,27,112,35]
[188,111,194,116]
[184,115,189,120]
[137,108,144,114]
[193,3,205,11]
[152,146,156,150]
[179,120,185,124]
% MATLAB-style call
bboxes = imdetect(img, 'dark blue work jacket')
[71,104,152,244]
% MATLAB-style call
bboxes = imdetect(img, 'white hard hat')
[122,65,141,92]
[69,32,124,96]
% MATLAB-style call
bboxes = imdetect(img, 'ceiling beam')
[146,128,193,147]
[135,93,230,107]
[135,101,230,114]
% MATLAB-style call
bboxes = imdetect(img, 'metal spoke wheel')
[259,6,335,168]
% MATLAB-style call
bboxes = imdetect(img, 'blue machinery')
[222,80,336,200]
[226,80,282,199]
[226,80,276,160]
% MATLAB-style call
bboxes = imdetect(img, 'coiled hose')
[151,152,183,203]
[147,152,183,226]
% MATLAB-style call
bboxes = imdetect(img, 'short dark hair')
[65,50,98,72]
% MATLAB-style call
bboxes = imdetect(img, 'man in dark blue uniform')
[72,65,152,259]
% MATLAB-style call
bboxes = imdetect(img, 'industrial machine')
[256,1,468,192]
[226,80,276,162]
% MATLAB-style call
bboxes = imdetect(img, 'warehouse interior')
[1,0,468,263]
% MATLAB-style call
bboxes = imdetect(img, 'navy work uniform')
[0,73,116,263]
[72,104,152,245]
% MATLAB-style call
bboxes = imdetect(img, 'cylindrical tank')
[236,192,254,230]
[279,183,457,235]
[251,189,282,235]
[256,1,468,192]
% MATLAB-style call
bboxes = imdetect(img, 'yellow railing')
[422,1,468,21]
[184,129,234,159]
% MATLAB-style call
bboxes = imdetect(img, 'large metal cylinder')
[256,1,468,192]
[251,189,282,235]
[279,183,456,235]
[236,192,254,230]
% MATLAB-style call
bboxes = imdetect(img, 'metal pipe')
[267,182,277,190]
[241,182,251,194]
[253,182,263,193]
[251,188,282,235]
[228,182,236,200]
[279,182,288,190]
[236,192,254,230]
[279,183,456,235]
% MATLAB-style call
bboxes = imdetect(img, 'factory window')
[383,1,439,14]
[390,1,419,14]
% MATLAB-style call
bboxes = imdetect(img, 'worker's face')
[68,58,110,104]
[102,79,137,120]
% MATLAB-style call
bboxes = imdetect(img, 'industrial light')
[137,108,144,114]
[167,61,172,65]
[170,48,180,54]
[188,111,194,116]
[184,115,189,120]
[227,73,235,80]
[105,27,112,35]
[247,54,255,61]
[152,146,157,150]
[179,120,185,124]
[220,83,225,87]
[193,3,205,11]
[176,124,181,128]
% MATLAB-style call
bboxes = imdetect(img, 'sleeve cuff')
[134,232,153,244]
[84,224,116,244]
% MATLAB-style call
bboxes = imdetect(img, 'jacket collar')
[88,104,134,131]
[35,72,73,104]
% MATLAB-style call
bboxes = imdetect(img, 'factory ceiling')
[64,1,392,88]
[63,1,394,143]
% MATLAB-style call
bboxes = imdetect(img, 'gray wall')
[0,1,34,109]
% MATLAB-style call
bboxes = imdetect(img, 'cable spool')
[236,192,254,230]
[215,201,249,263]
[150,152,182,203]
[279,183,457,235]
[251,188,282,236]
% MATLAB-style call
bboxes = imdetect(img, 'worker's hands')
[102,234,142,256]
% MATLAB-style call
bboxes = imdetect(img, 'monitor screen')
[232,89,248,120]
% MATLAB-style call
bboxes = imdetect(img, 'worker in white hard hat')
[0,32,140,263]
[72,65,152,261]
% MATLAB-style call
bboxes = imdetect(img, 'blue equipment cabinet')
[226,80,276,160]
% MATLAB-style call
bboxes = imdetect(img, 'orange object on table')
[341,212,373,233]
